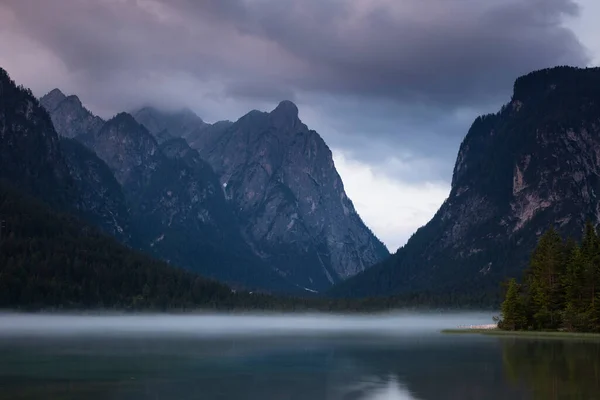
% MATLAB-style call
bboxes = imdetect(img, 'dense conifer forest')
[500,222,600,332]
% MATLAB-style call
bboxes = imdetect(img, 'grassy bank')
[442,328,600,340]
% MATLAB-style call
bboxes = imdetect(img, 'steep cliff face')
[332,66,600,304]
[78,113,163,192]
[77,113,294,291]
[40,87,386,293]
[59,137,131,241]
[193,100,389,291]
[40,89,104,138]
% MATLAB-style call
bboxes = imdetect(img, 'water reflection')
[2,319,600,400]
[342,375,420,400]
[502,339,600,399]
[0,335,510,400]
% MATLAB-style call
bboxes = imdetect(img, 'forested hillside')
[0,180,480,311]
[0,181,275,310]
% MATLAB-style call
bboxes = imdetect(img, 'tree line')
[0,180,489,312]
[500,222,600,332]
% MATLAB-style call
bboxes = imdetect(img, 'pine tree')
[563,242,585,331]
[526,227,564,329]
[501,278,527,330]
[501,222,600,332]
[579,221,600,330]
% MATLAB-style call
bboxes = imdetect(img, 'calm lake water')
[0,313,598,400]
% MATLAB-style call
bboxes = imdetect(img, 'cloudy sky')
[1,0,598,251]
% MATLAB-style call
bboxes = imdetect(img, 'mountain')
[190,100,389,291]
[41,87,386,293]
[332,66,600,305]
[0,180,234,310]
[40,90,297,292]
[133,106,207,144]
[0,180,416,312]
[59,137,131,241]
[187,120,233,149]
[0,70,74,208]
[0,68,128,240]
[76,112,294,292]
[0,179,314,311]
[132,106,233,148]
[40,89,104,138]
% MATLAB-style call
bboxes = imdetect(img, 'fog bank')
[0,312,494,338]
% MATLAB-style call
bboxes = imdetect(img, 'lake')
[0,312,598,399]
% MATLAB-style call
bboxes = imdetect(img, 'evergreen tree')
[580,221,600,331]
[501,222,600,333]
[526,227,564,329]
[563,242,585,331]
[500,278,527,330]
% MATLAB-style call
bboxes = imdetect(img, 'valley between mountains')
[2,65,600,309]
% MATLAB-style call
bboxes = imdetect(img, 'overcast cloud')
[0,0,595,249]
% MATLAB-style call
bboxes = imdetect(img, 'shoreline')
[442,328,600,340]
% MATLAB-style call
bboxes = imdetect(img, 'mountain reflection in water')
[342,375,420,400]
[0,313,598,399]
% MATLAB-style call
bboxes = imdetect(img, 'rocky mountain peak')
[269,100,301,130]
[39,89,104,139]
[273,100,299,117]
[512,66,600,105]
[40,88,67,112]
[33,74,386,294]
[193,100,389,292]
[63,94,84,108]
[110,112,143,131]
[77,112,162,189]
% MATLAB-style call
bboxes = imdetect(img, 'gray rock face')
[77,113,294,292]
[39,92,291,291]
[38,88,66,113]
[59,137,131,241]
[187,120,233,150]
[192,100,389,291]
[333,66,600,304]
[79,113,162,190]
[41,88,386,293]
[40,89,104,138]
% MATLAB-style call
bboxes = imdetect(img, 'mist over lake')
[1,311,599,399]
[0,311,493,338]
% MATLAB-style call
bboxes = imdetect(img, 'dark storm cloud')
[226,80,298,103]
[0,0,589,182]
[1,0,588,109]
